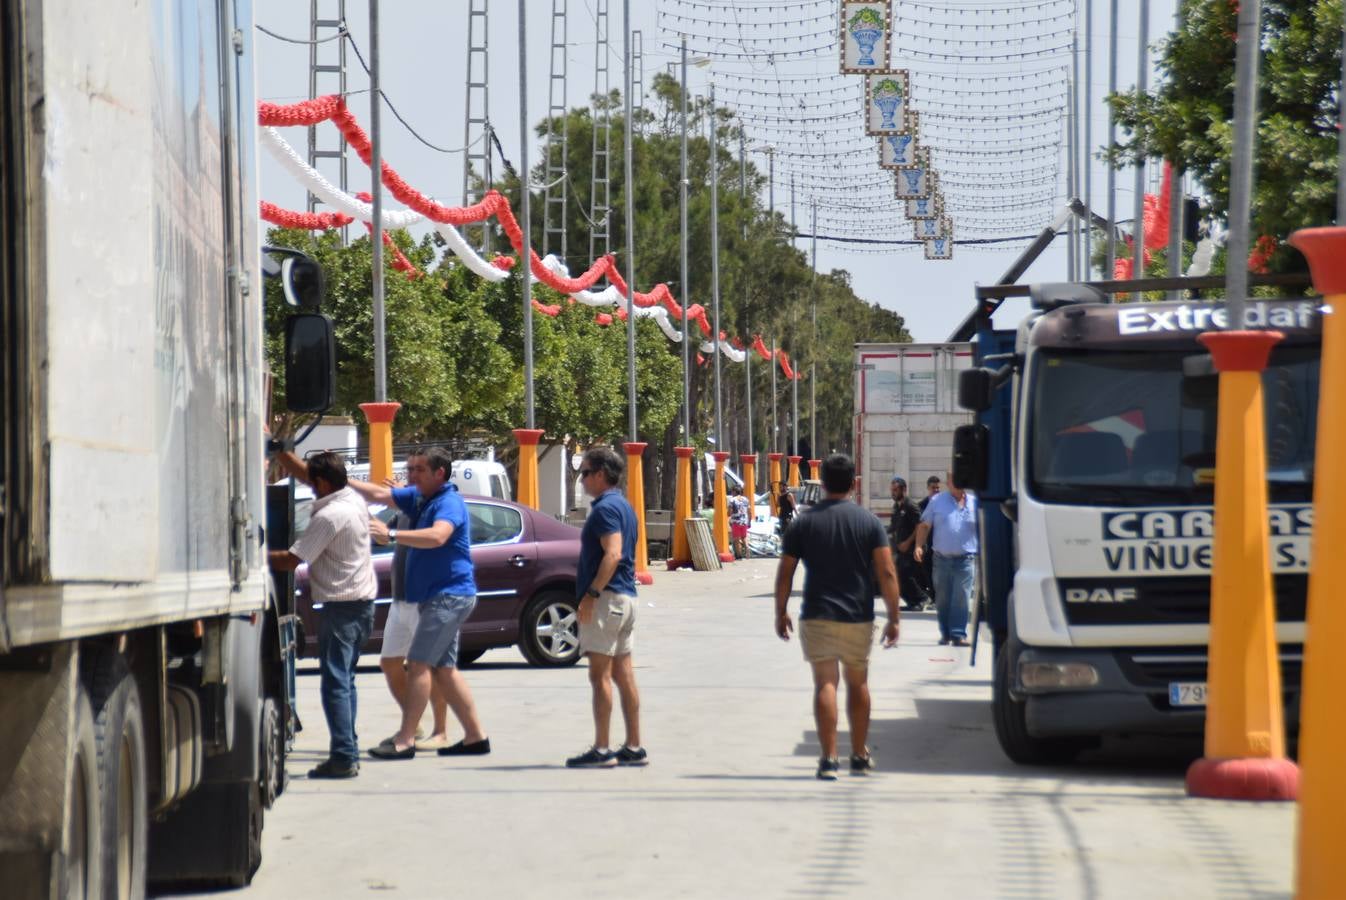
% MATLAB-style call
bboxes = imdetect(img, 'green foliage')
[1108,0,1343,269]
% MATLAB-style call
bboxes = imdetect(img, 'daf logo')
[1064,586,1136,604]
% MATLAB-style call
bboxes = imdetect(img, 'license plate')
[1169,682,1208,707]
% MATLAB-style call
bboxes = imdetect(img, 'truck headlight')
[1019,661,1100,690]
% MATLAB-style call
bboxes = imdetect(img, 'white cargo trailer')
[0,2,327,895]
[853,343,974,517]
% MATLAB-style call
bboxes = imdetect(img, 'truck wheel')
[65,687,103,899]
[259,698,283,808]
[90,657,148,899]
[992,646,1087,765]
[518,591,582,667]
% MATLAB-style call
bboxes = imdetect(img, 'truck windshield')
[1029,346,1318,506]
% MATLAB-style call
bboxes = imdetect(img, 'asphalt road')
[200,558,1295,899]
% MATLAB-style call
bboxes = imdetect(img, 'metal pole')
[623,0,638,441]
[768,148,775,224]
[746,346,754,459]
[1225,0,1263,327]
[1106,0,1118,276]
[810,200,817,456]
[1132,0,1149,279]
[519,0,536,428]
[739,129,747,240]
[1084,0,1093,278]
[710,82,724,451]
[1166,0,1185,299]
[369,0,387,401]
[1066,66,1078,281]
[792,352,799,456]
[680,37,691,444]
[771,337,778,454]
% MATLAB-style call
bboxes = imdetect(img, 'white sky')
[255,1,1179,343]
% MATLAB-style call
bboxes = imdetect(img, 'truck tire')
[518,591,582,667]
[992,646,1088,766]
[89,656,148,899]
[259,698,283,808]
[65,687,103,900]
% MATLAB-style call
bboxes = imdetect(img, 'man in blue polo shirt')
[914,471,979,647]
[566,446,647,769]
[352,445,491,759]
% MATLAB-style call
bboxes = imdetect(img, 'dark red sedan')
[294,495,584,667]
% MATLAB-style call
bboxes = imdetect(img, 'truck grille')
[1058,574,1307,626]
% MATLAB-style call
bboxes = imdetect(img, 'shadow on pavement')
[788,696,1203,783]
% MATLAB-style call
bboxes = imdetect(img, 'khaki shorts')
[799,619,876,670]
[579,590,637,657]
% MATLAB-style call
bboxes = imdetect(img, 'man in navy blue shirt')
[566,447,647,768]
[351,446,491,760]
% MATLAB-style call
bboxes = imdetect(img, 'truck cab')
[959,286,1319,763]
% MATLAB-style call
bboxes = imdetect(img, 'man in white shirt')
[270,450,377,779]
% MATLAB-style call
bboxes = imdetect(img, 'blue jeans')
[933,555,976,641]
[317,600,375,764]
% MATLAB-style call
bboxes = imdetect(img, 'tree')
[1108,0,1343,271]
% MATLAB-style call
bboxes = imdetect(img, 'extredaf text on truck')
[955,284,1318,764]
[1,1,335,896]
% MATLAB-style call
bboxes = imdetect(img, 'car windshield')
[1029,346,1318,506]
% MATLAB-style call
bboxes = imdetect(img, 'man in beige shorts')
[774,453,902,779]
[567,447,647,769]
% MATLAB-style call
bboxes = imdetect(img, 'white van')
[336,457,512,500]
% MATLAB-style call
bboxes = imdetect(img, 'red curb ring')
[1185,756,1299,801]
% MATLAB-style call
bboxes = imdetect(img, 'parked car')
[293,495,584,667]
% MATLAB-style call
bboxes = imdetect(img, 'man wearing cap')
[889,476,930,612]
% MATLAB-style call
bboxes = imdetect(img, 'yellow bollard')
[741,453,758,522]
[359,402,402,485]
[809,458,821,481]
[711,451,734,563]
[767,453,783,517]
[1184,330,1299,801]
[1286,227,1346,897]
[787,455,802,488]
[668,447,695,571]
[512,428,544,510]
[623,442,654,585]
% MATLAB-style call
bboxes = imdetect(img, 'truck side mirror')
[952,424,989,493]
[284,313,336,412]
[958,368,994,413]
[282,256,326,308]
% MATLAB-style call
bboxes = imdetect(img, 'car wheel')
[519,591,582,667]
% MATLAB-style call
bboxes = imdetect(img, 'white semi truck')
[1,2,333,894]
[953,282,1319,764]
[852,342,974,517]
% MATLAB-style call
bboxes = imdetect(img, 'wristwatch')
[585,588,601,599]
[387,529,398,544]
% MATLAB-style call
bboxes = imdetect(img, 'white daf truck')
[954,283,1318,764]
[1,2,332,894]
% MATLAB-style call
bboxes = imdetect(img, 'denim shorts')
[407,593,477,668]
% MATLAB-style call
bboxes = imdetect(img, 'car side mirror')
[284,313,336,412]
[952,424,989,493]
[281,256,326,308]
[958,368,994,413]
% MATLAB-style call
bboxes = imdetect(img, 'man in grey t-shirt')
[773,454,902,780]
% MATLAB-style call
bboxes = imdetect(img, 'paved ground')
[208,559,1295,899]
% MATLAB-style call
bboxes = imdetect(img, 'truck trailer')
[1,2,331,894]
[853,342,973,518]
[954,281,1318,764]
